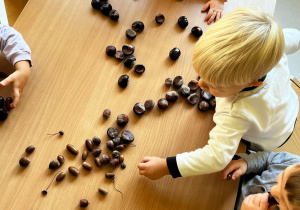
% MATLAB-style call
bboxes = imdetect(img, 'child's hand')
[221,158,247,180]
[137,157,170,180]
[0,60,30,108]
[241,193,271,210]
[201,0,225,25]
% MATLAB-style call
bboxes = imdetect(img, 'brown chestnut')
[209,98,216,108]
[66,144,79,155]
[144,99,155,110]
[178,16,188,28]
[165,78,172,87]
[187,93,199,105]
[106,45,116,57]
[106,140,115,150]
[109,9,119,21]
[80,199,89,207]
[115,50,124,61]
[123,55,136,68]
[179,85,190,97]
[25,145,35,154]
[121,130,134,143]
[69,166,79,176]
[56,172,66,182]
[173,76,184,88]
[101,154,111,164]
[117,114,129,126]
[92,136,101,146]
[134,64,145,74]
[200,90,213,101]
[49,160,60,169]
[191,26,203,38]
[133,103,145,115]
[19,156,30,167]
[125,29,136,40]
[132,21,144,32]
[82,150,88,161]
[92,148,102,157]
[198,100,210,111]
[166,91,179,102]
[57,155,65,165]
[157,98,168,109]
[82,162,93,171]
[188,79,200,91]
[155,13,165,24]
[85,139,93,151]
[169,48,181,60]
[118,74,129,88]
[122,44,135,56]
[100,3,112,16]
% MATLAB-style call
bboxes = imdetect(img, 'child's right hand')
[241,193,272,210]
[221,158,247,180]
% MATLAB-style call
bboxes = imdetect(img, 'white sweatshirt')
[168,29,300,178]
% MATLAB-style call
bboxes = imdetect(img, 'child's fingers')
[216,12,221,22]
[204,9,214,21]
[201,2,210,12]
[140,156,151,163]
[207,11,217,25]
[0,75,14,86]
[139,169,146,175]
[12,88,20,108]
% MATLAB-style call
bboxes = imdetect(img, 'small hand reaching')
[137,156,170,180]
[202,0,225,25]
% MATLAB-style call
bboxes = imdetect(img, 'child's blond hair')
[192,7,285,89]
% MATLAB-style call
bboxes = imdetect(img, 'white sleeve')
[283,28,300,55]
[176,112,250,177]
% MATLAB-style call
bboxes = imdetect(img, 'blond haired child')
[0,22,32,108]
[222,151,300,210]
[137,7,300,180]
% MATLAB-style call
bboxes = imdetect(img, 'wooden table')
[0,0,276,209]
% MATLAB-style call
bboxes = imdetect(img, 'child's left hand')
[0,60,31,108]
[137,156,170,180]
[201,0,225,25]
[241,193,271,210]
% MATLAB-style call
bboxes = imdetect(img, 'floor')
[2,0,300,156]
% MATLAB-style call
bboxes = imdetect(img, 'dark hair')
[285,165,300,209]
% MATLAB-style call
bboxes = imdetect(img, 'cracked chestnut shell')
[134,64,145,74]
[166,91,179,102]
[179,85,190,97]
[107,127,119,139]
[169,48,181,60]
[123,55,136,68]
[178,16,188,28]
[144,99,155,110]
[187,93,199,105]
[165,78,172,87]
[157,98,168,110]
[198,100,210,111]
[100,3,112,16]
[115,50,124,61]
[118,74,129,88]
[188,79,200,91]
[191,26,203,38]
[155,13,165,24]
[132,21,144,32]
[125,29,136,40]
[133,102,146,115]
[117,114,129,126]
[121,130,134,143]
[173,76,184,88]
[122,44,135,56]
[109,9,119,21]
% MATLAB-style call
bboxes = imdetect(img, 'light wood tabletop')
[0,0,276,209]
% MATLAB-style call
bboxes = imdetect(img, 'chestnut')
[115,50,124,61]
[57,155,65,165]
[91,0,102,10]
[165,78,172,87]
[110,158,120,167]
[155,13,165,24]
[92,136,101,146]
[200,90,213,101]
[25,145,35,154]
[106,45,116,57]
[121,130,134,143]
[5,97,13,111]
[106,140,115,150]
[178,16,188,28]
[132,21,144,32]
[173,76,184,88]
[125,29,136,40]
[209,98,216,108]
[122,44,135,56]
[109,9,119,21]
[80,199,89,207]
[118,74,129,88]
[116,114,129,126]
[107,127,119,139]
[92,148,102,157]
[100,3,112,16]
[85,139,93,151]
[198,100,210,111]
[95,157,102,167]
[188,79,200,91]
[144,99,155,110]
[82,162,93,171]
[166,91,179,102]
[0,96,4,108]
[19,156,30,167]
[123,55,136,68]
[187,93,199,105]
[179,85,190,97]
[169,47,181,60]
[82,150,88,160]
[112,137,121,146]
[112,150,120,159]
[133,103,145,115]
[98,188,108,195]
[157,98,168,110]
[102,109,111,119]
[115,144,124,151]
[49,160,60,169]
[101,154,111,164]
[121,163,126,169]
[134,64,145,74]
[191,26,203,38]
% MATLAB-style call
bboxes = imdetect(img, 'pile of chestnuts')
[0,96,13,121]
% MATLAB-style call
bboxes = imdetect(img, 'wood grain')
[0,0,275,209]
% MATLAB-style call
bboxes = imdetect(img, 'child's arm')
[201,0,226,25]
[138,112,249,180]
[283,28,300,55]
[0,24,32,108]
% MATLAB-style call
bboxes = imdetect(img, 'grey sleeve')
[236,152,271,174]
[236,151,300,175]
[0,24,32,66]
